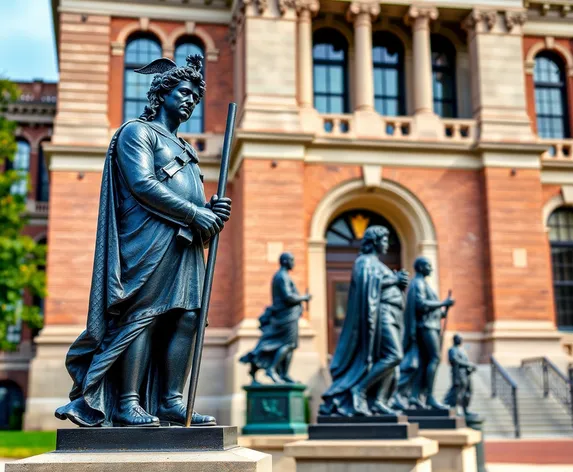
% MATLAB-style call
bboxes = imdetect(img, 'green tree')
[0,79,46,350]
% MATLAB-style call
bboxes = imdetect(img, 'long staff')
[185,102,237,427]
[439,289,453,351]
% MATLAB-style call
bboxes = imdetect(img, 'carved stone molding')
[504,11,527,33]
[404,5,439,26]
[346,1,381,23]
[462,9,497,34]
[290,0,319,17]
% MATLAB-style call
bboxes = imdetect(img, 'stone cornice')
[504,10,528,32]
[462,9,497,34]
[345,1,381,23]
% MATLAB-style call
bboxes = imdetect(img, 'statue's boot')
[281,374,297,384]
[350,386,372,416]
[265,368,286,384]
[113,400,160,427]
[426,395,449,411]
[156,400,217,426]
[408,397,427,410]
[370,400,396,415]
[390,393,409,411]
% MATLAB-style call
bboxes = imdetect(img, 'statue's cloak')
[320,254,383,415]
[399,277,422,373]
[55,120,204,427]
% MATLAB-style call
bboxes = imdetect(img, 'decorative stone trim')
[504,10,528,33]
[404,5,438,26]
[166,26,220,62]
[524,36,573,76]
[115,20,169,51]
[346,1,381,23]
[462,9,497,34]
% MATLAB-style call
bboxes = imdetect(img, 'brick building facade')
[20,0,573,429]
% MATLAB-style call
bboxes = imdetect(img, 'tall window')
[37,139,49,202]
[9,139,30,198]
[313,28,349,114]
[175,37,205,134]
[373,32,405,116]
[548,207,573,329]
[534,52,570,139]
[431,35,457,118]
[123,34,162,122]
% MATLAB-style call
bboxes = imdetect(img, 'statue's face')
[284,255,295,270]
[420,261,433,276]
[376,235,389,255]
[162,80,201,124]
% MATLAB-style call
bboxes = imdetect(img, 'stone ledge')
[421,427,482,446]
[239,434,307,450]
[284,437,438,460]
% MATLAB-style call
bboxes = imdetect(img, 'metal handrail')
[522,356,573,426]
[490,355,520,438]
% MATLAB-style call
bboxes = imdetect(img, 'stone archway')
[308,178,438,366]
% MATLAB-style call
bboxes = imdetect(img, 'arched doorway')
[325,209,402,354]
[0,380,24,430]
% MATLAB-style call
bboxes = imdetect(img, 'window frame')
[534,51,570,139]
[372,31,406,117]
[431,34,457,119]
[312,28,350,115]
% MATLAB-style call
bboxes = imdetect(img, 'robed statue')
[240,252,311,384]
[55,55,232,427]
[394,256,455,411]
[443,334,477,417]
[319,226,409,417]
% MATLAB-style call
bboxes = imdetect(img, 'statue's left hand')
[207,195,232,222]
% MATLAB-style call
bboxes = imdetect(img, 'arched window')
[175,37,205,134]
[9,139,30,198]
[373,31,405,116]
[313,28,349,114]
[325,209,401,354]
[534,52,570,139]
[37,139,50,202]
[548,207,573,329]
[123,34,162,122]
[431,35,457,118]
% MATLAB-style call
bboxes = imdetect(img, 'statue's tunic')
[444,345,472,408]
[239,268,303,369]
[55,120,206,427]
[320,254,403,416]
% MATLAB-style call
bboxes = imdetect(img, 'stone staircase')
[434,363,573,438]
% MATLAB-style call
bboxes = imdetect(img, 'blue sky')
[0,0,58,82]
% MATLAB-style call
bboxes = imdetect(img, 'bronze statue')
[443,334,477,417]
[240,252,311,384]
[319,226,409,417]
[394,256,454,411]
[55,55,232,427]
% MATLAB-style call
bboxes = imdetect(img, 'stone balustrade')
[178,133,224,158]
[25,200,49,217]
[319,114,354,137]
[540,139,573,162]
[442,119,476,142]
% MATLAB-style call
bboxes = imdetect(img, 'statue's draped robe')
[55,120,206,427]
[239,268,302,370]
[319,254,386,416]
[444,345,473,408]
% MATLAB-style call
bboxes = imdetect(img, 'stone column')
[297,0,319,109]
[347,1,383,137]
[347,2,379,112]
[405,5,441,138]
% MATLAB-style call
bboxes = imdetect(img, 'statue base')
[285,437,438,472]
[56,426,237,452]
[308,414,418,440]
[419,428,482,472]
[6,426,271,472]
[404,408,466,429]
[243,383,308,435]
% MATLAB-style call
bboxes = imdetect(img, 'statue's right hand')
[443,296,455,308]
[190,206,224,239]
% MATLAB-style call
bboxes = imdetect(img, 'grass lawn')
[0,431,56,458]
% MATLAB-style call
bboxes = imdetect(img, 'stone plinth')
[243,383,307,435]
[5,448,271,472]
[420,428,481,472]
[285,437,438,472]
[239,434,307,472]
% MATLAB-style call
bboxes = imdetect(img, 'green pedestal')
[243,383,308,435]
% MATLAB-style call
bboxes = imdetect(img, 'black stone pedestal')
[308,415,418,440]
[56,426,238,452]
[404,408,466,429]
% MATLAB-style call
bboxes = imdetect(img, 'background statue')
[319,226,409,417]
[54,55,232,427]
[444,334,477,417]
[240,252,311,384]
[394,256,454,411]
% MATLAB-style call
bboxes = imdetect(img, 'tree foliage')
[0,79,47,350]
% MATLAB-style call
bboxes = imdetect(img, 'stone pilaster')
[296,0,319,109]
[404,5,442,139]
[463,8,534,142]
